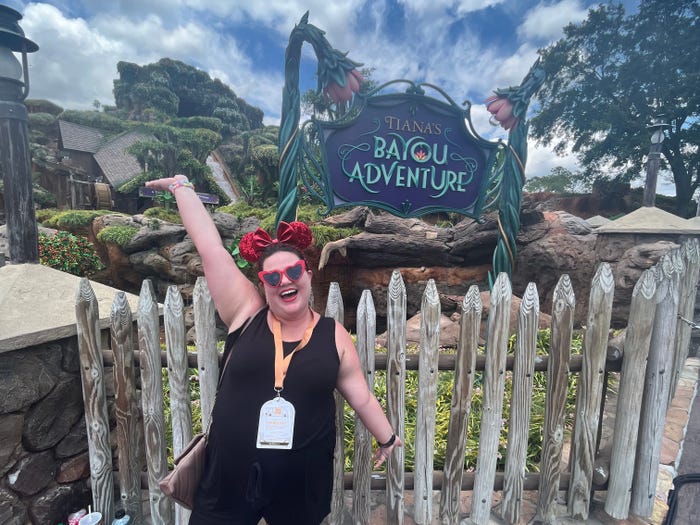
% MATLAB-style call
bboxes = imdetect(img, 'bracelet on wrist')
[378,433,396,448]
[168,178,194,193]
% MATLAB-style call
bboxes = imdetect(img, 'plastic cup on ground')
[78,512,103,525]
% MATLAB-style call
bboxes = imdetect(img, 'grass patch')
[96,225,139,246]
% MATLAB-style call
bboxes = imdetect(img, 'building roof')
[58,120,105,153]
[0,263,143,353]
[596,206,700,234]
[585,215,612,228]
[94,131,152,188]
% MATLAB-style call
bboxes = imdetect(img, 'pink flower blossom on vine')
[485,94,519,131]
[324,69,364,105]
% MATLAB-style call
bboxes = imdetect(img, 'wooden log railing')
[74,239,700,525]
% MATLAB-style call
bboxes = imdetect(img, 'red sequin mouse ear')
[277,221,313,251]
[238,221,313,263]
[238,227,273,263]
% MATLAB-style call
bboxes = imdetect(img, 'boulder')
[55,419,88,459]
[24,375,84,451]
[0,414,23,477]
[123,222,187,253]
[56,453,90,483]
[611,241,679,326]
[0,487,26,525]
[6,451,56,496]
[28,480,91,525]
[512,211,597,325]
[376,291,553,348]
[0,346,61,414]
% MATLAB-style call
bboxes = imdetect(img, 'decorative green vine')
[488,60,546,285]
[276,11,363,228]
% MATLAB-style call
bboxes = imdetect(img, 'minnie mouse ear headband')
[238,221,313,263]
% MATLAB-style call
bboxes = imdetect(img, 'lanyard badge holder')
[256,311,315,450]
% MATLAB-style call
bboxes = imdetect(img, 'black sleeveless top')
[193,307,340,516]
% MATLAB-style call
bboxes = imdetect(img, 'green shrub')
[43,209,114,230]
[96,225,139,246]
[216,201,275,221]
[342,329,581,473]
[310,225,360,245]
[35,208,61,225]
[38,231,105,276]
[143,206,182,224]
[162,365,203,467]
[60,109,129,134]
[32,184,57,208]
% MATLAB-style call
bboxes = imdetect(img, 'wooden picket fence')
[74,239,700,525]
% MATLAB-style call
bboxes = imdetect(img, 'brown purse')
[158,311,259,510]
[158,432,207,510]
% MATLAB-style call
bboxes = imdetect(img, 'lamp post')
[0,4,38,263]
[642,115,669,208]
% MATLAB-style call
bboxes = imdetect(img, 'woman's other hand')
[371,435,403,469]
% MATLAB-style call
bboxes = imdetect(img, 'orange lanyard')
[270,310,315,391]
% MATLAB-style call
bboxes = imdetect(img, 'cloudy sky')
[10,0,667,191]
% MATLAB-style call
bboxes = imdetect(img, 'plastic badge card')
[256,396,295,449]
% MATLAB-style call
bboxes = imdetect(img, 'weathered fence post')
[164,286,193,525]
[502,282,539,524]
[194,277,219,430]
[568,263,614,519]
[326,282,346,525]
[137,280,173,524]
[605,269,657,519]
[353,289,377,524]
[414,280,441,524]
[439,285,481,524]
[670,239,700,402]
[386,270,407,525]
[632,251,682,517]
[110,292,144,522]
[536,274,575,524]
[75,278,114,522]
[471,273,512,524]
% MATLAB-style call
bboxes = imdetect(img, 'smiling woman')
[144,174,401,525]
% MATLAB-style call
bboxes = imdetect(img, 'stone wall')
[0,337,94,525]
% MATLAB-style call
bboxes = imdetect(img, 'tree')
[524,166,589,193]
[530,0,700,215]
[218,126,280,205]
[113,58,264,136]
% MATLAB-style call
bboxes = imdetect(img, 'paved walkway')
[667,364,700,525]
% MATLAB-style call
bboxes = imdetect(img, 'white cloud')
[519,0,590,42]
[397,0,505,15]
[526,140,580,179]
[22,4,127,109]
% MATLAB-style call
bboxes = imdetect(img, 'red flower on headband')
[238,221,313,263]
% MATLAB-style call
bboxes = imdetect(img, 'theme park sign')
[316,93,500,218]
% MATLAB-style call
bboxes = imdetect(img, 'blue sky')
[10,0,668,191]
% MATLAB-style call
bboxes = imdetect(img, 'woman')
[146,175,401,525]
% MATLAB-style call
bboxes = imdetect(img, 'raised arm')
[334,322,402,468]
[145,175,264,330]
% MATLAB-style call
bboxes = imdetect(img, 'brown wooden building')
[34,120,154,214]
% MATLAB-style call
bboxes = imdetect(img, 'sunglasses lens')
[285,262,304,281]
[263,271,281,287]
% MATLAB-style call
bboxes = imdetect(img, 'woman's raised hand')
[145,174,188,192]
